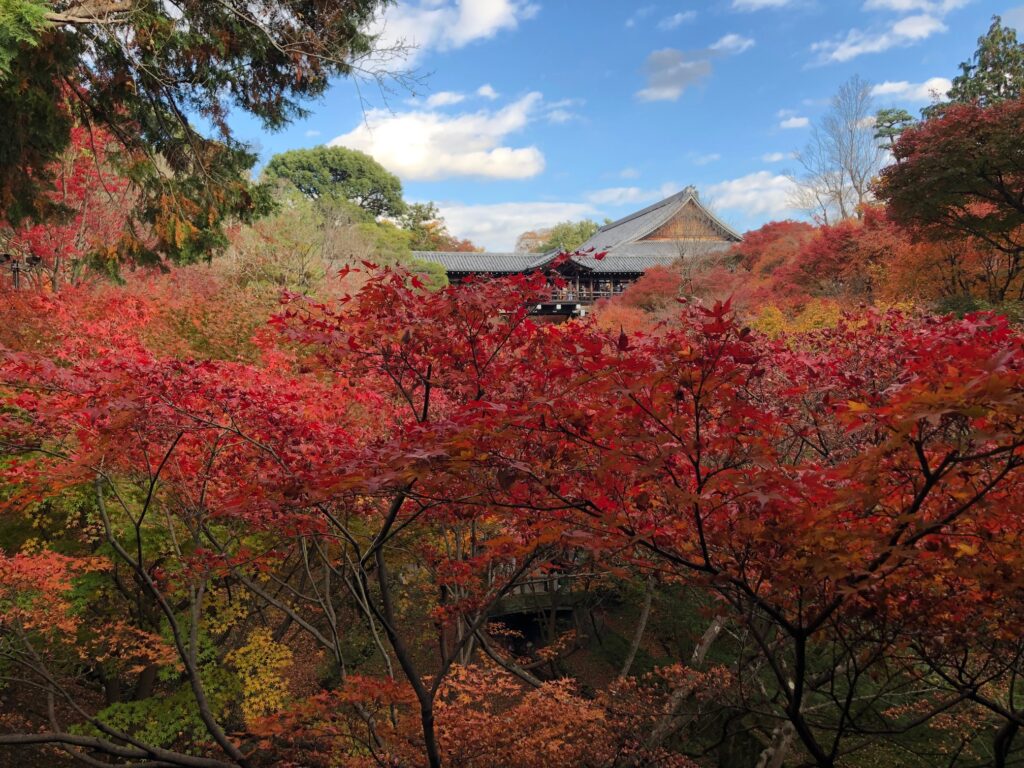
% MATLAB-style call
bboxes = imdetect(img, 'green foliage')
[0,468,98,554]
[409,257,449,291]
[225,186,453,294]
[358,218,414,264]
[0,0,47,78]
[263,145,406,218]
[398,201,478,252]
[592,626,660,676]
[0,30,73,224]
[534,219,601,253]
[401,202,444,237]
[874,107,915,150]
[935,293,986,317]
[84,665,239,750]
[226,192,350,293]
[936,294,1024,323]
[938,16,1024,110]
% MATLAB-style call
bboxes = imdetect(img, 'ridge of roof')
[578,186,742,253]
[593,188,690,237]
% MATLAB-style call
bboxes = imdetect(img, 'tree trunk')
[619,574,654,678]
[132,664,158,701]
[755,722,795,768]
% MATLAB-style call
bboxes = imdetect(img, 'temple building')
[414,186,742,315]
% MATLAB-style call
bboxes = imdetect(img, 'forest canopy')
[2,9,1024,768]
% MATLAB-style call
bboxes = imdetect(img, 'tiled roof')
[413,252,537,273]
[545,241,731,274]
[577,188,742,254]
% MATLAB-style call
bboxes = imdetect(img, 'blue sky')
[234,0,1021,250]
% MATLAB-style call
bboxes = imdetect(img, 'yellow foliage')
[790,299,842,333]
[752,299,843,338]
[227,627,294,726]
[205,588,251,636]
[750,304,786,338]
[876,299,919,315]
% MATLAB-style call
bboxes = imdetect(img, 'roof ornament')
[683,185,699,200]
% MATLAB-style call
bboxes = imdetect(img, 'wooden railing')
[546,287,627,304]
[490,571,608,615]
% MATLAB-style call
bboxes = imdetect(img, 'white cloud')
[762,151,787,162]
[710,33,756,53]
[425,91,467,108]
[586,187,650,206]
[871,76,952,102]
[626,5,656,28]
[437,201,597,251]
[329,93,546,181]
[862,0,971,12]
[542,97,585,124]
[692,153,722,165]
[659,11,698,30]
[304,129,322,138]
[1004,7,1024,32]
[637,48,713,101]
[477,84,499,99]
[373,0,540,63]
[619,167,641,179]
[637,28,756,102]
[732,0,795,8]
[586,182,678,207]
[892,14,948,37]
[780,116,810,128]
[707,172,799,218]
[812,14,947,62]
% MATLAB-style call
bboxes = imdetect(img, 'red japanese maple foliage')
[675,210,985,319]
[3,267,1024,766]
[510,303,1024,763]
[2,126,136,289]
[878,98,1024,303]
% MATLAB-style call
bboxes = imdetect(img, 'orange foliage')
[591,300,654,334]
[0,552,106,638]
[592,265,683,331]
[252,663,715,767]
[715,208,976,317]
[0,264,274,362]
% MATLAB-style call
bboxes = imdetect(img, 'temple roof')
[577,186,742,253]
[414,187,741,277]
[417,252,538,274]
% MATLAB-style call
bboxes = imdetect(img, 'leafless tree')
[790,76,886,224]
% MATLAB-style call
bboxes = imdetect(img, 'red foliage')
[731,219,817,277]
[719,210,951,312]
[616,265,683,312]
[879,98,1024,302]
[3,126,136,288]
[4,268,1024,765]
[773,205,897,301]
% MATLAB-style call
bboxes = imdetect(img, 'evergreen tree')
[534,219,601,254]
[927,16,1024,116]
[0,0,393,263]
[264,146,406,219]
